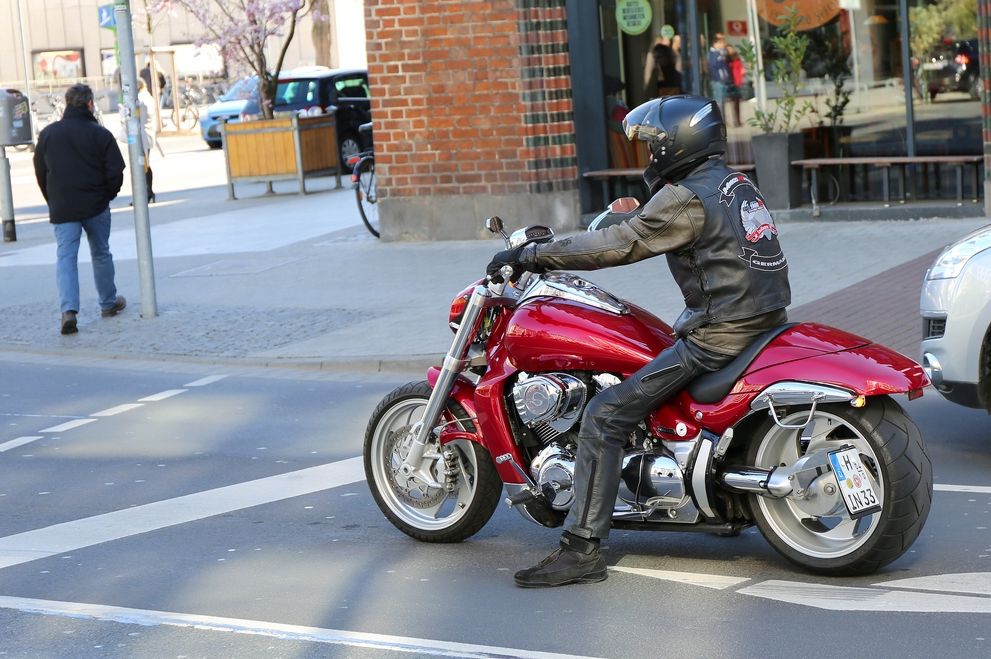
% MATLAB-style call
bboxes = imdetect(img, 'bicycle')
[348,122,379,238]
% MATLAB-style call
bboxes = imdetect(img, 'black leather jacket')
[526,158,791,354]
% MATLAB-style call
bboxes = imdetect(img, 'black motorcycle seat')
[686,323,798,404]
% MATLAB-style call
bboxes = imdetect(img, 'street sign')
[98,4,116,29]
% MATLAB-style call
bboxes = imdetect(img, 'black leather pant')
[564,338,734,540]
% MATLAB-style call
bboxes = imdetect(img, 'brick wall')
[365,0,580,240]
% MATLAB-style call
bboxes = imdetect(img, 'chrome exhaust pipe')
[720,467,793,497]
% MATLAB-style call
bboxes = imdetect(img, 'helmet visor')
[622,98,666,143]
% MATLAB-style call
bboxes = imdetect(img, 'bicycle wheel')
[179,105,198,131]
[355,158,380,238]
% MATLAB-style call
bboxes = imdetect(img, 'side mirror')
[608,197,641,214]
[485,216,504,235]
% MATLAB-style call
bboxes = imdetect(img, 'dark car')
[200,67,371,165]
[922,39,980,101]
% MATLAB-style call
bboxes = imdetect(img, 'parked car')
[921,38,980,101]
[920,223,991,411]
[200,67,371,165]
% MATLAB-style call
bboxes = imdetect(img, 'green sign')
[616,0,652,36]
[660,24,675,40]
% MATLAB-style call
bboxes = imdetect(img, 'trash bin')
[0,89,32,146]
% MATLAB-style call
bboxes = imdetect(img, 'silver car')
[920,224,991,411]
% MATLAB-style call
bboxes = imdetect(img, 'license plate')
[922,62,943,70]
[828,446,882,519]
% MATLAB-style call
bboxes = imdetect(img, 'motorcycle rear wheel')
[746,396,932,576]
[364,381,502,542]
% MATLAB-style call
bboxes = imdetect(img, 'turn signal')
[449,294,469,328]
[851,395,867,408]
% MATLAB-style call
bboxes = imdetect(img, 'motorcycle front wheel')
[364,381,502,542]
[746,396,932,576]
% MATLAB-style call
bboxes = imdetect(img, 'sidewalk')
[1,135,987,372]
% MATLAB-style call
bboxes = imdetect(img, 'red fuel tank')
[502,298,675,374]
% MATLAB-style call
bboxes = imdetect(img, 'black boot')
[514,533,607,588]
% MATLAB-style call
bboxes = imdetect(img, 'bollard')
[0,146,15,242]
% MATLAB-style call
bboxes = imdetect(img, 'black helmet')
[623,95,726,186]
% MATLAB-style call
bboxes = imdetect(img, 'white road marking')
[137,389,187,402]
[879,573,991,596]
[0,457,365,569]
[183,375,228,387]
[39,419,98,433]
[0,596,600,659]
[935,484,991,494]
[609,565,749,590]
[0,437,44,453]
[91,404,144,417]
[738,579,991,613]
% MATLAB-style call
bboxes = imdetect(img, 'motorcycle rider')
[487,95,791,588]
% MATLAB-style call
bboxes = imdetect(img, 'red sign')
[727,20,748,36]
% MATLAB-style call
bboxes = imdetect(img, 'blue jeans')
[53,207,117,314]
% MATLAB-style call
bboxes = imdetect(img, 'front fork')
[398,283,494,488]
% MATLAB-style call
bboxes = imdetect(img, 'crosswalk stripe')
[0,457,366,570]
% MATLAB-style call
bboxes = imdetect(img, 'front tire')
[364,381,502,542]
[746,396,932,575]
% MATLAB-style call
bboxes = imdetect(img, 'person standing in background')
[726,45,745,127]
[707,33,730,116]
[136,79,159,203]
[33,84,127,335]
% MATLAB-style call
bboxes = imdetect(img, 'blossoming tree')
[153,0,314,119]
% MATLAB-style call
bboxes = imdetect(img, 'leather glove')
[486,245,540,283]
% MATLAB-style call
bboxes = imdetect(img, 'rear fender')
[740,344,930,397]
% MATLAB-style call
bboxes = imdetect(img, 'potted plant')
[805,29,853,160]
[739,7,813,209]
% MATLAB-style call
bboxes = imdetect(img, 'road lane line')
[935,484,991,494]
[39,419,98,433]
[738,579,991,613]
[879,573,991,596]
[183,375,228,387]
[609,565,749,590]
[0,596,599,659]
[137,389,187,402]
[0,437,44,453]
[91,404,144,417]
[0,457,366,570]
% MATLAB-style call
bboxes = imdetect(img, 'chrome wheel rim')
[370,398,478,530]
[753,410,884,559]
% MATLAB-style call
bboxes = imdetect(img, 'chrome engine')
[513,373,587,443]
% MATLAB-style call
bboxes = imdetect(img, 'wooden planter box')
[221,114,342,199]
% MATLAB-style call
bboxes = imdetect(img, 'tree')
[311,0,332,67]
[152,0,313,119]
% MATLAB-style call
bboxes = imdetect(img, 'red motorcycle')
[364,208,933,575]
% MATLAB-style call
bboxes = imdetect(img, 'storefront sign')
[616,0,652,36]
[727,20,748,37]
[660,24,675,40]
[755,0,841,30]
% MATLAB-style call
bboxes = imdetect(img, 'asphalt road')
[1,353,990,658]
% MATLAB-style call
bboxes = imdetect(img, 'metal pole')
[0,147,15,242]
[115,0,158,318]
[15,0,32,103]
[898,0,916,201]
[979,0,991,217]
[687,2,701,95]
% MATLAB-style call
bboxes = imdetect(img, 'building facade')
[367,0,990,239]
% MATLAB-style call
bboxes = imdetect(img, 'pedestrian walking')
[33,83,127,335]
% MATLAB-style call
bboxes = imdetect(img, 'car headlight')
[927,227,991,280]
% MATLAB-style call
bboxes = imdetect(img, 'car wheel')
[338,132,361,167]
[206,140,222,150]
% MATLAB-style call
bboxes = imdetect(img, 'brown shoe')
[60,311,78,335]
[101,295,127,317]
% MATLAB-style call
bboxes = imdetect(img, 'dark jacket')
[525,158,790,355]
[33,105,126,223]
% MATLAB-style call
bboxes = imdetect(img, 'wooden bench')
[583,163,756,203]
[791,155,982,217]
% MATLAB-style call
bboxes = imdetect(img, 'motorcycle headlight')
[927,227,991,280]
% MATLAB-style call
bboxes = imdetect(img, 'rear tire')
[746,396,932,575]
[364,381,502,542]
[354,157,379,238]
